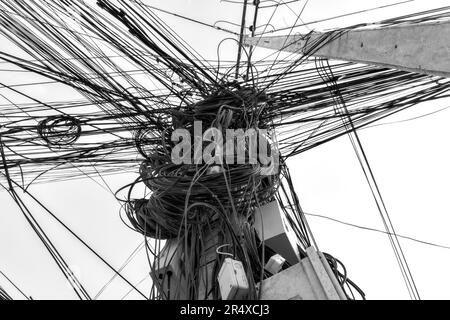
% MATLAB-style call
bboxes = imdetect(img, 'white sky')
[1,0,450,300]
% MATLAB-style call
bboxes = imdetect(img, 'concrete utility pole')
[244,21,450,78]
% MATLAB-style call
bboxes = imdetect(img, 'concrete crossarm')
[244,21,450,78]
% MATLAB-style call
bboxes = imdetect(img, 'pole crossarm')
[244,21,450,78]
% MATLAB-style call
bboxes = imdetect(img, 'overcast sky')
[1,0,450,300]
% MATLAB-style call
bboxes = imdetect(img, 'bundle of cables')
[119,86,282,299]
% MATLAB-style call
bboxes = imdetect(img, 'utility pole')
[246,0,260,79]
[236,0,249,79]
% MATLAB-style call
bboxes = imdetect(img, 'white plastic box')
[218,258,249,300]
[265,254,286,275]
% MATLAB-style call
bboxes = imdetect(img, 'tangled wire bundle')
[125,87,280,239]
[37,116,82,147]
